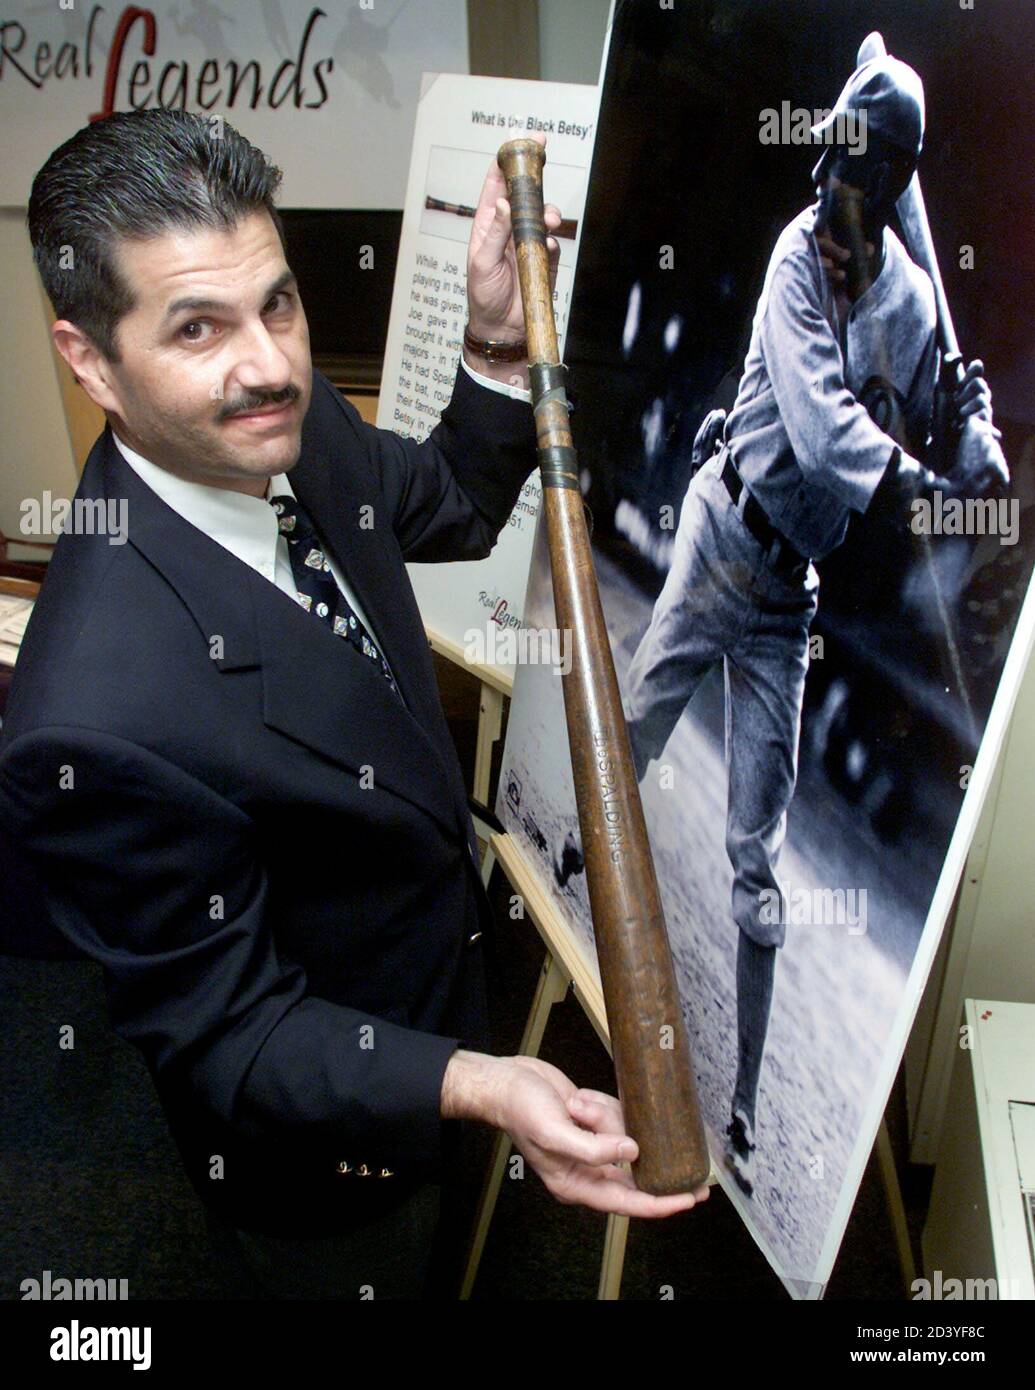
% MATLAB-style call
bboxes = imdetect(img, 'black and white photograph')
[499,0,1035,1296]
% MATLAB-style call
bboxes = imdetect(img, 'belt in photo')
[720,453,809,577]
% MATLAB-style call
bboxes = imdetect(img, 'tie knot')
[269,493,314,544]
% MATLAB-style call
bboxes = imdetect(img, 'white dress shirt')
[110,360,530,687]
[111,428,391,650]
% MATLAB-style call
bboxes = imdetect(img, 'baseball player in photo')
[585,54,1005,1197]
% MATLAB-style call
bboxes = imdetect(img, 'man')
[615,56,1004,1198]
[0,110,707,1300]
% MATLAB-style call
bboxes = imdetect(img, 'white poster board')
[0,1,468,208]
[377,73,600,685]
[497,0,1035,1298]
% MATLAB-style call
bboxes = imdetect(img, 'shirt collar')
[110,429,294,577]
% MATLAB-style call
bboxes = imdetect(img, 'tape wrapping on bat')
[530,362,579,489]
[529,361,573,413]
[536,445,580,490]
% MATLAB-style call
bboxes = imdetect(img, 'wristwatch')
[463,323,528,363]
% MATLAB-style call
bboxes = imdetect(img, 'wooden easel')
[425,628,512,805]
[461,829,635,1299]
[461,831,917,1300]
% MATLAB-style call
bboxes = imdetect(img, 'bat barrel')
[496,137,711,1194]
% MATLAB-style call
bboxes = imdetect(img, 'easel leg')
[481,841,496,890]
[876,1117,917,1292]
[460,953,570,1299]
[474,683,504,805]
[597,1212,630,1300]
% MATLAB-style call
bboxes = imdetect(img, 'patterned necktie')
[269,493,402,701]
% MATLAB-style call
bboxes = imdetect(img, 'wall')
[0,212,80,549]
[538,0,612,84]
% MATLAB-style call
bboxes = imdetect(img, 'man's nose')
[232,318,294,394]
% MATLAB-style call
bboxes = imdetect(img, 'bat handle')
[497,139,580,495]
[496,140,559,367]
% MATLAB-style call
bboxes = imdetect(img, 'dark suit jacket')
[0,365,536,1236]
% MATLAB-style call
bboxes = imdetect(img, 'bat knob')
[497,137,546,185]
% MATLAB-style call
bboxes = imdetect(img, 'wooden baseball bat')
[496,138,710,1194]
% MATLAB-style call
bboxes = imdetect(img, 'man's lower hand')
[442,1049,710,1218]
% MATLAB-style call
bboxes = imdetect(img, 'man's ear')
[51,321,122,416]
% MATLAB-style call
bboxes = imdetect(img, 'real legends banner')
[0,0,470,208]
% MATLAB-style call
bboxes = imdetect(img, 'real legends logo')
[0,4,335,119]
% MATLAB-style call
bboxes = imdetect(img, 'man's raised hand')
[465,132,562,344]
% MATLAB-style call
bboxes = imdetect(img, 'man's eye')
[180,321,212,342]
[266,292,293,313]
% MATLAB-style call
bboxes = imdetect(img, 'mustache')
[221,384,300,420]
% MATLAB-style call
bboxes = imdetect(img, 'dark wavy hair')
[28,108,286,362]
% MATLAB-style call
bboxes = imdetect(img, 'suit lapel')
[249,571,461,839]
[95,423,465,844]
[287,386,475,836]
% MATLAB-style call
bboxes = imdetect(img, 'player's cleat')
[553,829,585,888]
[723,1108,756,1198]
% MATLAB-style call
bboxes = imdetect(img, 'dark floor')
[0,653,932,1300]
